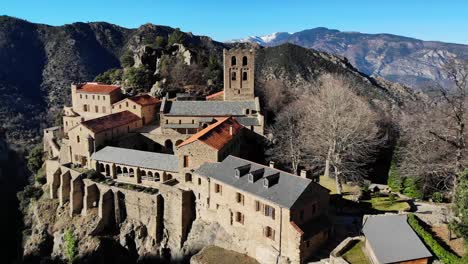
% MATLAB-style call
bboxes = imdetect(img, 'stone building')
[63,111,142,166]
[192,155,330,263]
[43,48,331,263]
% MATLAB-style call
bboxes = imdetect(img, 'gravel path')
[413,201,451,226]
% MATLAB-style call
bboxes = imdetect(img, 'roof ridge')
[226,155,312,182]
[177,117,232,148]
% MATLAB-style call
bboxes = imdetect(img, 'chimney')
[269,161,275,168]
[229,125,233,135]
[300,170,308,178]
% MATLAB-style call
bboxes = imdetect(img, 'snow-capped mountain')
[229,27,468,91]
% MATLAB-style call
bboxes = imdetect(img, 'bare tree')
[397,59,468,196]
[267,100,307,175]
[303,74,382,194]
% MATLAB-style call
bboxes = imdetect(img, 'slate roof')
[235,116,260,126]
[162,100,257,116]
[178,117,243,150]
[194,155,320,208]
[82,111,140,133]
[91,146,179,172]
[362,214,432,264]
[77,83,121,94]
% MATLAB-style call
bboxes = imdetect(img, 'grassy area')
[342,241,370,264]
[319,175,360,196]
[363,196,410,212]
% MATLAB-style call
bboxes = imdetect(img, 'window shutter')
[271,208,275,220]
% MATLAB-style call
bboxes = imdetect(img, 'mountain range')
[232,27,468,90]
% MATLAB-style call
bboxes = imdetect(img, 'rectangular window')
[102,106,106,113]
[95,105,98,112]
[264,226,275,240]
[235,212,244,224]
[214,183,222,194]
[80,94,82,99]
[97,95,100,100]
[236,192,244,205]
[183,155,189,168]
[255,200,262,211]
[133,105,136,109]
[198,178,202,185]
[264,204,275,220]
[92,95,95,100]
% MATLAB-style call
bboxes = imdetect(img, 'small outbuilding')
[362,214,432,264]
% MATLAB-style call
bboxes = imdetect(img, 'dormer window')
[235,164,251,178]
[248,168,264,183]
[263,172,280,188]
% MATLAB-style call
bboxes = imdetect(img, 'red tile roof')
[82,111,140,133]
[206,91,224,101]
[129,94,160,106]
[177,117,243,150]
[77,83,121,94]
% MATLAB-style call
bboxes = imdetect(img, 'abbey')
[43,48,330,264]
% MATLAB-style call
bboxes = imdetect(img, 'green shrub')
[155,36,167,48]
[453,170,468,240]
[27,144,44,174]
[388,193,397,204]
[120,50,135,68]
[123,65,156,90]
[64,228,77,263]
[387,161,403,192]
[94,68,123,84]
[168,28,185,46]
[407,214,461,264]
[431,192,444,203]
[35,166,46,185]
[17,185,43,211]
[403,177,423,199]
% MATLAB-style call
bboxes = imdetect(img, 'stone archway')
[164,140,173,154]
[84,184,100,215]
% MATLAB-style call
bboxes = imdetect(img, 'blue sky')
[2,0,468,44]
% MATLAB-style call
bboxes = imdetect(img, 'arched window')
[231,72,237,81]
[117,166,122,174]
[123,167,128,176]
[141,170,146,177]
[155,172,160,181]
[231,56,236,66]
[242,56,248,66]
[148,171,153,178]
[185,173,192,182]
[129,168,134,177]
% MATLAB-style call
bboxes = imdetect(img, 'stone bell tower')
[223,48,255,101]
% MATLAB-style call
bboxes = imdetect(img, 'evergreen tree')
[168,28,185,46]
[453,170,468,239]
